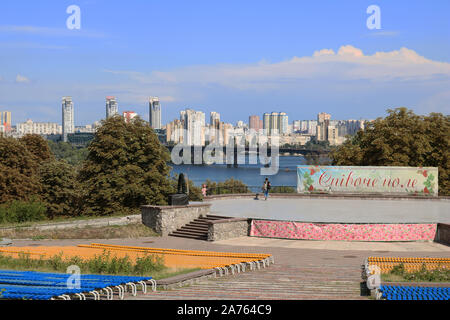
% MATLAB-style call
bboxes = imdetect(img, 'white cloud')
[15,74,30,83]
[107,45,450,91]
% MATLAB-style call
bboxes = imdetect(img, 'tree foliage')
[48,140,88,166]
[78,116,173,215]
[330,108,450,195]
[19,134,54,165]
[39,160,81,218]
[0,137,41,203]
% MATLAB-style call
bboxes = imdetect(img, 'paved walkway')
[208,198,450,223]
[11,236,449,300]
[215,237,450,252]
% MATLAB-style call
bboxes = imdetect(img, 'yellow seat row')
[0,244,272,270]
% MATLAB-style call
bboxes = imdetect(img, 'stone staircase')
[169,215,231,240]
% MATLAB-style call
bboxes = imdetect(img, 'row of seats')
[84,243,271,259]
[0,244,273,270]
[368,257,450,263]
[379,285,449,301]
[366,256,450,274]
[0,269,152,300]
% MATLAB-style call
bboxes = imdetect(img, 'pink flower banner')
[250,220,437,241]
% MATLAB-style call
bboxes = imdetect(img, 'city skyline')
[2,98,371,130]
[0,1,449,125]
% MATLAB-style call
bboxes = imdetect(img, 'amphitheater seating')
[367,256,450,273]
[0,270,152,300]
[379,285,449,300]
[0,243,273,270]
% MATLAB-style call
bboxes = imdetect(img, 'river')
[169,155,307,188]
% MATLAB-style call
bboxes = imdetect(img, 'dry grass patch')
[0,223,158,240]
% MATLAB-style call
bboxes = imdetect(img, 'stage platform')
[209,197,450,224]
[208,197,450,242]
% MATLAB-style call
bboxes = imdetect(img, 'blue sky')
[0,0,449,125]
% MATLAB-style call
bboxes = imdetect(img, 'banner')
[297,166,438,196]
[250,220,437,242]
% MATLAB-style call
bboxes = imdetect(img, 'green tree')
[330,108,450,195]
[39,160,81,218]
[78,116,173,216]
[19,134,54,165]
[48,140,89,166]
[0,137,41,203]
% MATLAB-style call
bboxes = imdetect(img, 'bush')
[0,251,166,276]
[389,263,450,282]
[205,178,250,195]
[271,186,296,193]
[0,199,47,224]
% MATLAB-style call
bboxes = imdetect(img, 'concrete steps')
[169,215,230,240]
[129,264,367,300]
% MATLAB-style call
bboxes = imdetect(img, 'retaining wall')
[141,203,211,236]
[207,218,250,241]
[435,223,450,246]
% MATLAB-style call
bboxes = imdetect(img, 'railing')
[206,185,296,195]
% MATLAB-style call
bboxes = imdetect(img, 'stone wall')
[0,215,141,232]
[207,218,249,241]
[435,223,450,246]
[141,203,211,236]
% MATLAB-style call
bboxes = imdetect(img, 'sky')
[0,0,449,126]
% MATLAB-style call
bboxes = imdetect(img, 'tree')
[39,160,81,218]
[78,116,173,216]
[48,140,89,166]
[19,134,54,165]
[330,108,450,195]
[0,137,41,203]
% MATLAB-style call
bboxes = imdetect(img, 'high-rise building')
[0,111,12,132]
[263,113,271,134]
[210,112,220,129]
[106,96,118,119]
[62,97,74,142]
[123,111,138,123]
[180,109,205,146]
[279,112,288,134]
[166,119,185,144]
[317,112,331,141]
[149,97,161,129]
[249,115,262,132]
[262,112,288,135]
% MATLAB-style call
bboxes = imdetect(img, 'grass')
[0,251,199,280]
[0,223,158,240]
[381,263,450,283]
[0,210,140,229]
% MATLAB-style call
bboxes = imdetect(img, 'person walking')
[201,184,207,197]
[262,178,271,200]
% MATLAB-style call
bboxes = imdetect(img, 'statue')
[169,173,189,206]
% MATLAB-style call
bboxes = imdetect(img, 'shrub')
[205,178,250,195]
[0,199,47,224]
[271,186,296,193]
